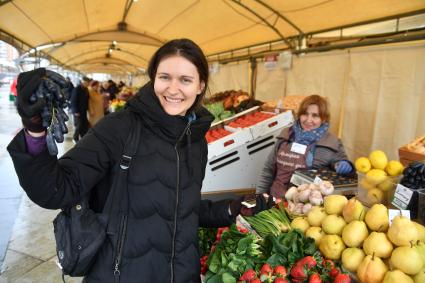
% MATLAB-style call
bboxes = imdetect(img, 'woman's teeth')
[165,96,183,103]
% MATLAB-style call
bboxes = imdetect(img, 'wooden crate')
[398,146,425,166]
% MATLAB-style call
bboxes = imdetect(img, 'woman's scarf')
[292,120,329,167]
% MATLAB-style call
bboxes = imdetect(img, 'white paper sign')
[291,142,307,155]
[392,184,414,209]
[388,209,411,225]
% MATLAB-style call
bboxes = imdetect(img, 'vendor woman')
[256,95,353,198]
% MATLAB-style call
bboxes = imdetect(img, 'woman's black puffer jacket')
[8,82,233,283]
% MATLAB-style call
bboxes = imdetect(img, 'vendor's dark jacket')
[8,83,233,283]
[256,125,350,194]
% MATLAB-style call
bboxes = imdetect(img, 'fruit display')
[400,161,425,190]
[354,150,404,207]
[289,196,425,283]
[205,127,232,143]
[204,90,263,122]
[284,182,335,215]
[227,112,275,129]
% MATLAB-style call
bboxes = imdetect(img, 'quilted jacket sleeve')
[7,112,131,209]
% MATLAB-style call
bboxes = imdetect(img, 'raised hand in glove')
[17,68,46,133]
[230,194,275,217]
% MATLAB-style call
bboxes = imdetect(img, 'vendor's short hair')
[297,95,330,122]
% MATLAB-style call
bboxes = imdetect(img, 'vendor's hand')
[17,68,46,133]
[230,194,275,217]
[335,160,353,174]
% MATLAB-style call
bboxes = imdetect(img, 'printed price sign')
[388,209,411,224]
[391,183,413,210]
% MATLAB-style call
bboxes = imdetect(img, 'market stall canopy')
[1,0,424,74]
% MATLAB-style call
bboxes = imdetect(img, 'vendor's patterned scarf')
[293,120,329,167]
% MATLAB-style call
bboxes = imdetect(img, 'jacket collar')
[126,82,213,144]
[278,125,340,151]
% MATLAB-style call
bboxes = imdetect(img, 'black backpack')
[53,111,141,280]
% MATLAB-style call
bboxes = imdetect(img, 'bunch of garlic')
[285,181,334,214]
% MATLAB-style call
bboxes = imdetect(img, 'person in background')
[70,76,90,143]
[65,77,75,101]
[8,38,273,283]
[10,77,17,106]
[256,95,353,198]
[87,80,104,127]
[117,86,133,101]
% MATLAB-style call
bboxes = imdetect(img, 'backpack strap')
[106,111,141,234]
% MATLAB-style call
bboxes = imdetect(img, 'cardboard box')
[398,146,425,166]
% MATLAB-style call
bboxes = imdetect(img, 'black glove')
[17,68,46,133]
[230,194,275,217]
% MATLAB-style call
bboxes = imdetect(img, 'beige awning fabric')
[1,0,424,74]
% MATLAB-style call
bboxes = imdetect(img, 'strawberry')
[260,263,273,275]
[309,273,322,283]
[240,269,257,281]
[274,278,288,283]
[322,258,335,269]
[330,268,340,278]
[273,265,287,277]
[290,264,307,280]
[251,279,261,283]
[334,273,351,283]
[297,256,317,268]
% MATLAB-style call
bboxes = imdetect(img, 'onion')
[298,189,311,203]
[285,186,298,201]
[302,203,313,214]
[319,181,334,195]
[309,190,323,206]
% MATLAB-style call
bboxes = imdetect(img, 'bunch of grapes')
[30,70,70,155]
[400,161,425,189]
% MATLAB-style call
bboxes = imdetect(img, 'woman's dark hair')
[148,38,209,112]
[297,95,330,123]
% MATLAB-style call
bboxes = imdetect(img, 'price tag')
[291,142,307,155]
[388,209,411,224]
[314,176,323,185]
[391,184,413,209]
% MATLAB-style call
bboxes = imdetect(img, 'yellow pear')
[363,232,393,258]
[342,197,366,223]
[342,220,369,247]
[369,150,388,170]
[341,247,365,272]
[413,268,425,283]
[387,216,419,246]
[367,188,384,205]
[357,254,388,283]
[322,214,347,235]
[385,160,404,176]
[366,169,387,185]
[319,234,346,260]
[307,206,328,227]
[415,241,425,266]
[290,217,310,233]
[383,270,414,283]
[378,178,396,192]
[360,178,377,190]
[305,226,325,245]
[355,157,372,173]
[414,222,425,242]
[365,204,389,232]
[324,195,348,215]
[391,246,423,275]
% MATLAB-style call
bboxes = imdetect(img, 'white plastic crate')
[202,127,288,193]
[207,128,252,160]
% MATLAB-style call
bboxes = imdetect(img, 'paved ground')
[0,85,81,283]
